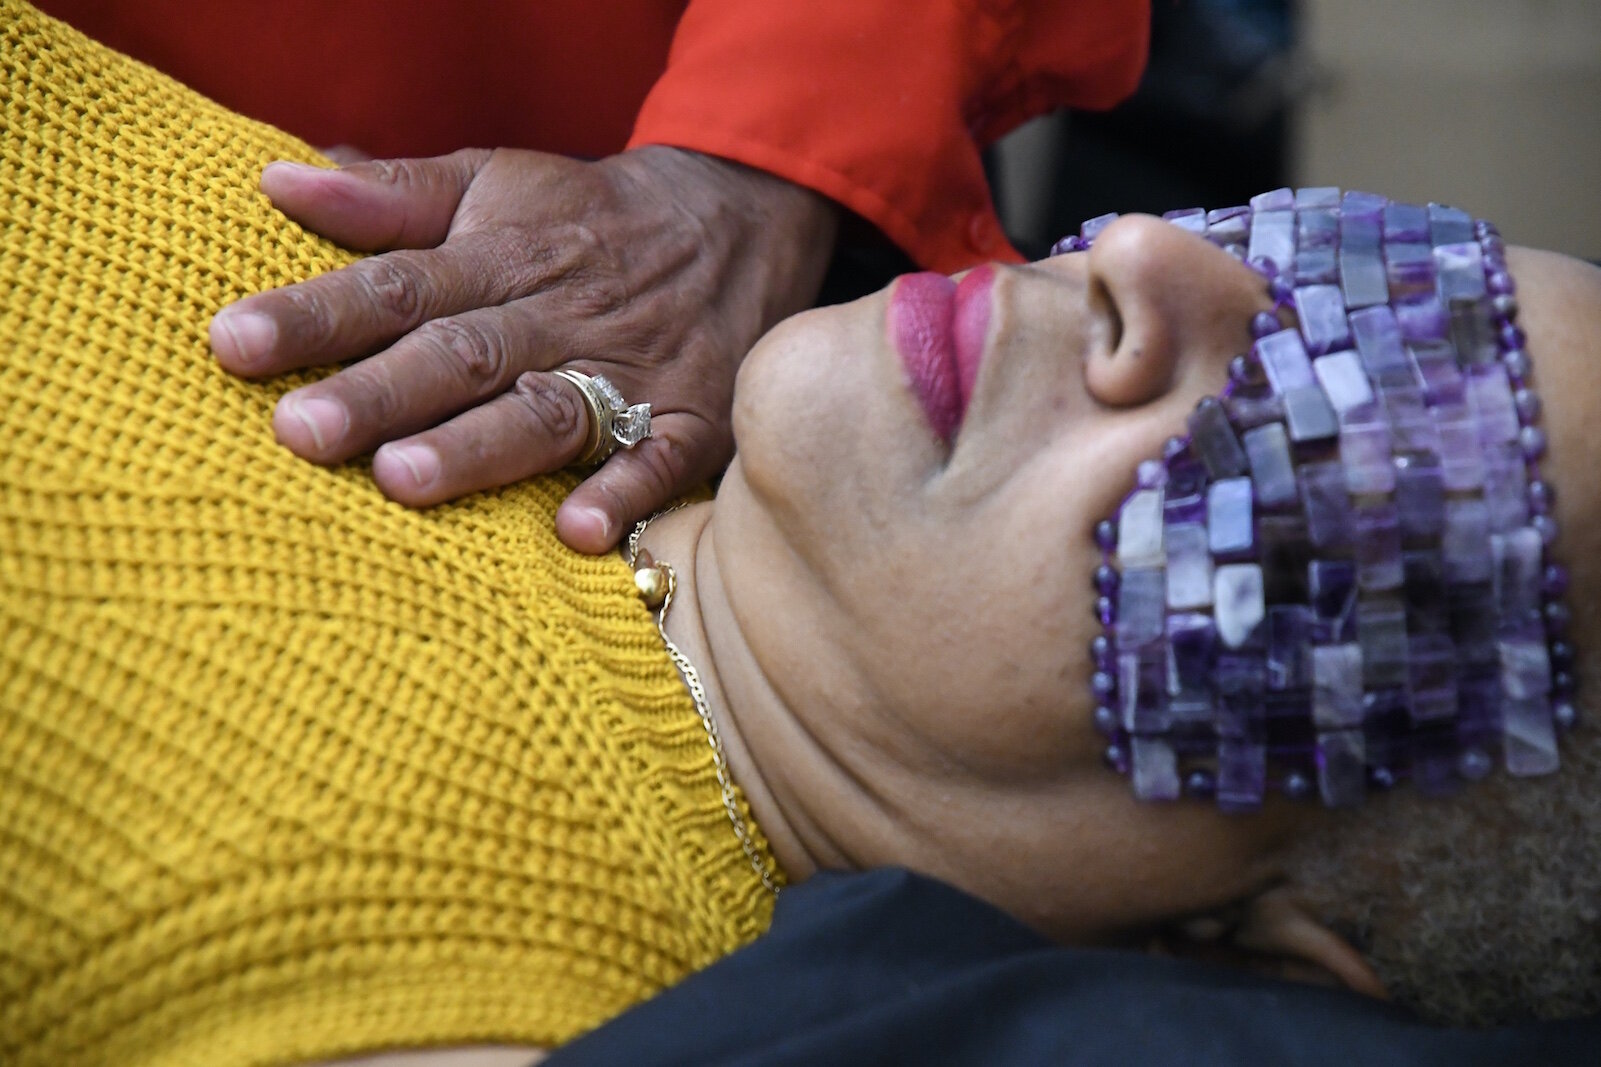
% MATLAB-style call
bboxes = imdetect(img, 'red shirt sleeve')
[627,0,1150,273]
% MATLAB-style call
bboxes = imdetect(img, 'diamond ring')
[553,369,652,466]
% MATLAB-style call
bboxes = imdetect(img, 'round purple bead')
[1514,387,1541,425]
[1553,701,1579,733]
[1093,704,1119,736]
[1475,219,1498,240]
[1103,742,1130,774]
[1090,633,1111,661]
[1503,349,1532,382]
[1136,459,1167,489]
[1544,600,1571,637]
[1246,256,1280,280]
[1281,771,1314,801]
[1183,769,1217,799]
[1091,671,1117,701]
[1549,639,1575,668]
[1368,766,1398,790]
[1501,323,1528,352]
[1487,269,1516,296]
[1532,513,1559,546]
[1527,480,1553,515]
[1095,519,1118,552]
[1519,426,1548,461]
[1542,563,1570,597]
[1268,276,1294,306]
[1094,563,1121,595]
[1457,748,1493,781]
[1551,671,1575,697]
[1162,435,1187,462]
[1250,311,1281,339]
[1492,294,1519,322]
[1096,596,1117,627]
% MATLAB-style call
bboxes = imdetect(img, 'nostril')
[1091,277,1123,356]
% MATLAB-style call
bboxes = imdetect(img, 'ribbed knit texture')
[0,4,778,1064]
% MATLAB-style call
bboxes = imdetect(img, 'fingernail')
[212,310,276,366]
[578,505,611,542]
[281,395,347,451]
[261,160,326,178]
[381,444,439,489]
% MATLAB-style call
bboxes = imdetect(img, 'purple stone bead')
[1443,498,1492,582]
[1214,564,1266,649]
[1214,653,1267,738]
[1119,646,1169,733]
[1283,385,1339,443]
[1542,563,1570,597]
[1270,276,1295,307]
[1312,644,1364,730]
[1503,348,1532,382]
[1207,477,1255,556]
[1164,456,1208,523]
[1248,211,1296,278]
[1513,387,1541,425]
[1165,522,1213,610]
[1396,297,1449,343]
[1116,568,1165,647]
[1553,670,1576,696]
[1545,600,1571,637]
[1103,741,1130,774]
[1412,342,1465,406]
[1407,632,1459,722]
[1501,322,1528,351]
[1224,391,1286,431]
[1402,550,1447,634]
[1483,443,1530,533]
[1050,234,1087,256]
[1184,768,1217,799]
[1519,425,1548,460]
[1309,558,1358,642]
[1466,365,1520,444]
[1340,409,1395,496]
[1097,596,1116,626]
[1217,738,1267,812]
[1162,435,1188,462]
[1450,298,1500,366]
[1383,202,1429,243]
[1385,242,1436,299]
[1341,214,1382,254]
[1266,605,1314,690]
[1094,563,1121,596]
[1136,459,1168,489]
[1167,612,1217,701]
[1358,597,1408,688]
[1316,730,1367,808]
[1434,405,1485,490]
[1095,518,1118,551]
[1081,212,1119,242]
[1250,311,1282,339]
[1299,460,1353,550]
[1117,488,1165,568]
[1493,294,1520,322]
[1296,186,1341,209]
[1251,187,1294,212]
[1348,305,1408,378]
[1429,204,1476,246]
[1130,738,1182,801]
[1368,765,1398,790]
[1488,269,1517,297]
[1528,479,1553,516]
[1243,423,1298,507]
[1339,249,1389,309]
[1188,397,1250,479]
[1553,701,1579,732]
[1296,247,1339,287]
[1355,502,1403,591]
[1342,189,1387,220]
[1258,513,1312,603]
[1282,771,1316,801]
[1550,640,1575,668]
[1091,633,1114,670]
[1294,285,1352,355]
[1093,704,1119,735]
[1503,696,1560,777]
[1208,206,1251,246]
[1394,453,1446,539]
[1297,207,1339,250]
[1458,747,1494,782]
[1449,582,1499,669]
[1314,351,1374,413]
[1381,382,1440,454]
[1092,671,1117,700]
[1434,241,1486,302]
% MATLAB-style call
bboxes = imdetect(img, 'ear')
[1153,886,1388,1000]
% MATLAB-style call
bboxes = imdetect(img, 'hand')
[209,146,838,551]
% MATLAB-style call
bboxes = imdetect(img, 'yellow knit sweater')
[0,5,777,1064]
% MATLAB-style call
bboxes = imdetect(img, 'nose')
[1082,215,1272,408]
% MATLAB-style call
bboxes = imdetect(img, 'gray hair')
[1283,719,1601,1025]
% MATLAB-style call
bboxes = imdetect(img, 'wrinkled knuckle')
[632,439,684,501]
[279,285,338,348]
[359,258,426,322]
[425,317,510,390]
[512,372,586,444]
[366,158,404,186]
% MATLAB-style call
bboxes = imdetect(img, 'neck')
[633,502,828,882]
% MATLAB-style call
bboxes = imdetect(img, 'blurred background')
[992,0,1601,261]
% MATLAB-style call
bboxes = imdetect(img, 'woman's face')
[710,216,1309,936]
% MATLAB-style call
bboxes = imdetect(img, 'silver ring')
[553,369,652,466]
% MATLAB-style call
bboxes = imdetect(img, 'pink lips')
[888,265,995,444]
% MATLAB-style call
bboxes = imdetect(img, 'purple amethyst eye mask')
[1073,188,1576,811]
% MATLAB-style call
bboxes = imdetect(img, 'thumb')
[258,148,492,251]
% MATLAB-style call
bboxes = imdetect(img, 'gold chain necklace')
[627,509,781,895]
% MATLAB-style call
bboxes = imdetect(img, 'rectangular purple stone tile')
[1381,383,1440,454]
[1131,737,1182,800]
[1283,385,1339,443]
[1215,653,1267,738]
[1251,187,1294,212]
[1407,632,1459,722]
[1442,499,1492,582]
[1296,186,1341,209]
[1411,342,1466,406]
[1383,202,1430,243]
[1339,250,1389,308]
[1299,460,1353,550]
[1342,189,1388,220]
[1340,409,1395,495]
[1349,305,1409,378]
[1412,723,1460,795]
[1429,203,1476,246]
[1362,686,1411,773]
[1163,455,1207,525]
[1317,729,1367,808]
[1395,296,1449,342]
[1119,645,1170,733]
[1243,423,1298,507]
[1498,636,1552,702]
[1207,477,1255,556]
[1265,688,1316,756]
[1354,501,1403,591]
[1259,513,1312,602]
[1117,487,1165,568]
[1449,297,1500,366]
[1402,550,1448,633]
[1309,558,1358,643]
[1449,582,1499,669]
[1207,205,1251,246]
[1358,597,1408,688]
[1256,328,1316,393]
[1340,214,1382,253]
[1394,455,1446,543]
[1491,526,1544,627]
[1435,241,1487,303]
[1466,365,1520,444]
[1385,241,1436,299]
[1166,612,1216,719]
[1295,284,1353,356]
[1503,696,1560,777]
[1434,403,1486,490]
[1224,391,1286,430]
[1214,563,1266,649]
[1081,212,1119,241]
[1165,522,1214,610]
[1457,670,1502,748]
[1116,567,1166,648]
[1297,207,1339,250]
[1483,443,1531,533]
[1247,209,1295,274]
[1314,350,1375,414]
[1217,737,1267,812]
[1295,247,1338,286]
[1164,209,1208,235]
[1267,605,1315,690]
[1312,643,1364,729]
[1188,400,1250,479]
